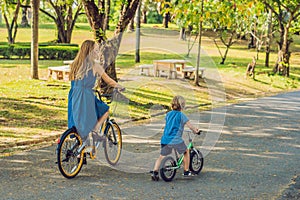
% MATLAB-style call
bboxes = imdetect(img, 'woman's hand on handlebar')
[115,84,125,92]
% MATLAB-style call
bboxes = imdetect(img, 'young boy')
[150,95,199,180]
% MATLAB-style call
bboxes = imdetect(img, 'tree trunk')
[265,9,272,67]
[179,28,186,40]
[104,0,111,30]
[194,0,204,86]
[163,12,169,28]
[4,0,21,44]
[41,2,82,43]
[83,0,140,93]
[219,32,235,65]
[135,1,141,63]
[142,10,147,23]
[220,46,229,65]
[274,22,292,77]
[21,7,30,27]
[83,1,106,42]
[31,0,40,80]
[128,17,135,32]
[55,6,72,43]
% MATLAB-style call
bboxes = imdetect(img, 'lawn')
[0,23,300,155]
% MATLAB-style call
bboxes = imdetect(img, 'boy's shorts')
[160,142,187,156]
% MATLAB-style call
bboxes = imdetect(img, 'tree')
[162,0,170,28]
[262,0,300,77]
[103,0,110,30]
[135,1,141,63]
[1,0,22,44]
[265,9,273,67]
[31,0,39,79]
[20,0,30,27]
[245,3,270,61]
[170,0,204,85]
[208,0,256,64]
[39,0,83,43]
[82,0,140,91]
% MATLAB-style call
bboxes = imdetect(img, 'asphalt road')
[0,91,299,200]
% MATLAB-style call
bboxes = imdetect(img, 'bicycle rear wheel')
[57,127,84,179]
[189,149,204,174]
[103,121,122,165]
[160,156,177,182]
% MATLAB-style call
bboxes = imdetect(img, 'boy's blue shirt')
[161,110,189,145]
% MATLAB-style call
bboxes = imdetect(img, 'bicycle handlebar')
[196,130,202,135]
[93,88,124,104]
[185,130,202,135]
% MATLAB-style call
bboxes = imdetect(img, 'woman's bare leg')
[93,111,109,133]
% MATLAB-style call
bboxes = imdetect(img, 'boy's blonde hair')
[171,95,186,111]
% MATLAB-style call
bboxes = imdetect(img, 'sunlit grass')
[0,23,300,153]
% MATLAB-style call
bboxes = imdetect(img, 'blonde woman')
[67,40,123,151]
[150,95,199,180]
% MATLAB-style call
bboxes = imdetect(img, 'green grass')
[0,23,300,154]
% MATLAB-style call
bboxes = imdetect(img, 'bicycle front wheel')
[189,149,204,174]
[57,127,84,179]
[103,121,122,165]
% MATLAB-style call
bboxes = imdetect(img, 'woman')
[67,40,123,150]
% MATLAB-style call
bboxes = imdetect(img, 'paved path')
[0,91,299,200]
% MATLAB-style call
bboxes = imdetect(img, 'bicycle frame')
[171,131,197,169]
[101,118,118,145]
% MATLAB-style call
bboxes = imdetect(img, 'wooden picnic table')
[48,65,70,81]
[153,59,187,79]
[63,60,73,65]
[181,66,205,79]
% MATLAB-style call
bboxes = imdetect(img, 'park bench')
[48,65,70,81]
[181,66,205,79]
[138,64,154,76]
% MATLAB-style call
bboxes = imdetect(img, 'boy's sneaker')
[150,170,159,181]
[183,170,193,177]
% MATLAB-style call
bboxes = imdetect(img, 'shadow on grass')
[0,97,67,132]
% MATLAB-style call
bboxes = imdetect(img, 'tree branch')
[291,4,300,20]
[70,4,83,31]
[114,0,140,35]
[213,39,224,59]
[263,1,278,17]
[39,8,56,21]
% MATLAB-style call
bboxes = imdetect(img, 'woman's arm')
[101,72,118,87]
[94,60,124,90]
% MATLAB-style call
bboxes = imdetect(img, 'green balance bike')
[159,130,204,182]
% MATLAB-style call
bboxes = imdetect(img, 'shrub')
[0,43,79,60]
[0,45,13,59]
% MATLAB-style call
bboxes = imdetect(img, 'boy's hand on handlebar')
[195,129,202,135]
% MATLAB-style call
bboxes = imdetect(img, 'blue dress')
[67,70,109,138]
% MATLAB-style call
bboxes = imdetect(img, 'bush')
[147,11,163,24]
[13,45,30,59]
[39,46,78,60]
[0,43,79,60]
[0,45,13,58]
